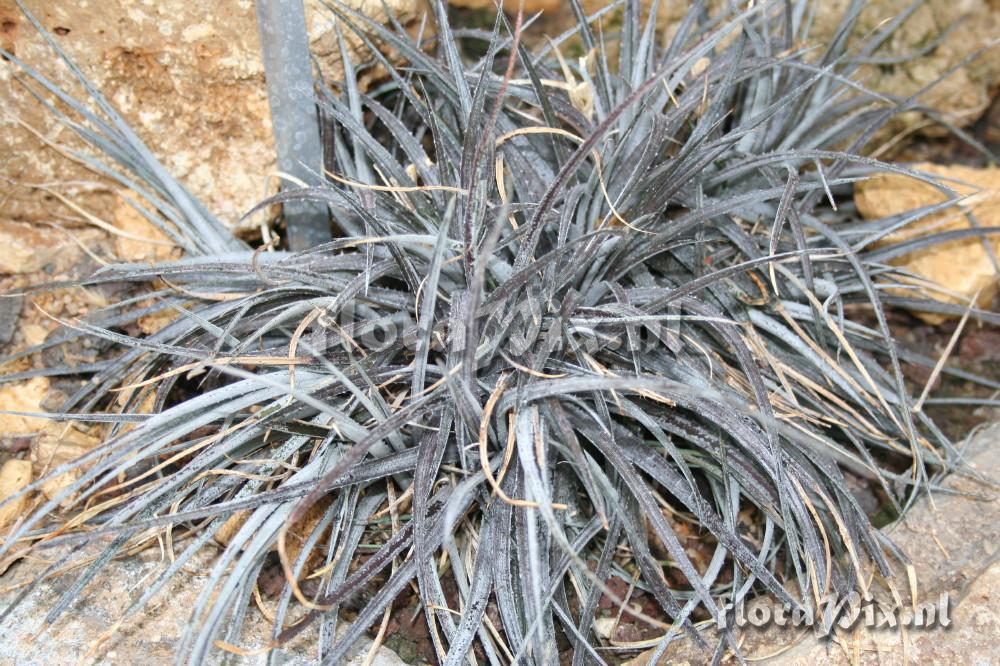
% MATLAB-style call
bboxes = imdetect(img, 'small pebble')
[0,294,23,348]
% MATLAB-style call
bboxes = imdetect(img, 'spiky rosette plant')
[2,0,999,663]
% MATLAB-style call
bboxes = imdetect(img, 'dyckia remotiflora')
[1,0,999,664]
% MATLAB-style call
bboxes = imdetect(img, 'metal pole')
[255,0,331,251]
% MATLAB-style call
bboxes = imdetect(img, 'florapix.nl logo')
[716,592,952,635]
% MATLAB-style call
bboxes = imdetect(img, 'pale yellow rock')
[0,459,32,529]
[811,0,999,139]
[0,220,74,274]
[20,322,49,347]
[31,425,101,504]
[112,390,157,438]
[0,376,48,436]
[593,616,616,640]
[854,163,1000,322]
[0,0,422,231]
[112,192,182,263]
[137,307,178,336]
[689,56,711,78]
[0,217,106,275]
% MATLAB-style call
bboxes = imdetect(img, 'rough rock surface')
[0,546,406,665]
[0,219,105,275]
[854,162,1000,322]
[808,0,1000,138]
[0,375,48,436]
[0,294,21,347]
[0,459,31,528]
[111,190,183,263]
[626,422,1000,665]
[0,0,421,233]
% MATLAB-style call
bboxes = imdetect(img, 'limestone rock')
[0,220,93,274]
[136,307,178,336]
[112,192,182,263]
[809,0,999,139]
[854,162,1000,322]
[0,0,422,234]
[31,425,101,504]
[20,322,48,348]
[0,547,407,664]
[0,459,31,529]
[0,376,48,436]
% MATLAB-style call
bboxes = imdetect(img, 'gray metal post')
[255,0,331,251]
